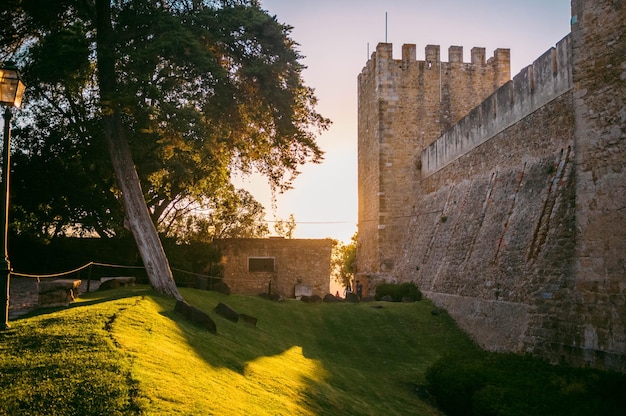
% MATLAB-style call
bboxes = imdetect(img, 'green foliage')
[9,235,143,275]
[331,232,357,287]
[162,237,224,280]
[158,189,269,241]
[28,23,91,87]
[273,213,296,238]
[426,351,626,416]
[2,0,329,241]
[11,120,123,239]
[9,235,226,283]
[375,282,423,302]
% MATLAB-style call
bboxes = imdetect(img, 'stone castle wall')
[569,0,626,370]
[422,35,572,176]
[357,0,626,371]
[357,43,510,278]
[396,91,577,358]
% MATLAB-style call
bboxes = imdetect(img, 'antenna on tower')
[385,12,388,43]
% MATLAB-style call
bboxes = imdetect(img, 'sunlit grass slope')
[0,286,478,415]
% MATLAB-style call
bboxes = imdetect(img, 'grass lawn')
[0,286,477,415]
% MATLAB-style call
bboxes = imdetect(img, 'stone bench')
[99,276,136,290]
[38,279,82,308]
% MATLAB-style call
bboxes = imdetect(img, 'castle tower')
[357,43,510,284]
[569,0,626,368]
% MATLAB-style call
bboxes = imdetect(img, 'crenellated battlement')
[363,43,510,68]
[359,42,511,145]
[422,34,572,176]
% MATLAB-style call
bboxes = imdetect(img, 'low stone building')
[214,238,332,298]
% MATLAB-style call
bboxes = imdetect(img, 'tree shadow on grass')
[5,285,451,415]
[150,287,452,415]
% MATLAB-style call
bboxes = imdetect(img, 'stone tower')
[356,0,626,371]
[357,43,510,283]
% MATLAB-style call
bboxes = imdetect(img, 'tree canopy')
[1,0,329,298]
[1,0,329,240]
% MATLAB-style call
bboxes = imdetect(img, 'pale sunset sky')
[235,0,572,242]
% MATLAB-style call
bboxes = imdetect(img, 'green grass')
[0,286,476,415]
[4,287,625,415]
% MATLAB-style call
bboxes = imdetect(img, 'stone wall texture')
[357,42,510,278]
[357,0,626,372]
[215,238,332,298]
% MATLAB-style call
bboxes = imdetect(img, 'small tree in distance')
[273,214,297,238]
[331,233,357,290]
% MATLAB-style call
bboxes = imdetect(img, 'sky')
[235,0,572,243]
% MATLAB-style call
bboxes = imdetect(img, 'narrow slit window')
[248,257,275,273]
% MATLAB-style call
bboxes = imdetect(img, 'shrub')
[374,282,422,302]
[425,352,626,416]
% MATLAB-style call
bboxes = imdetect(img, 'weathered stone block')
[239,313,257,327]
[345,293,360,303]
[174,300,217,333]
[215,302,239,322]
[300,295,322,303]
[295,284,313,299]
[38,279,81,308]
[212,281,231,295]
[323,293,340,302]
[214,238,332,299]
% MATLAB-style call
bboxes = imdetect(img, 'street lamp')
[0,62,26,330]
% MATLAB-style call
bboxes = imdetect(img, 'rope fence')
[11,261,225,292]
[11,261,283,298]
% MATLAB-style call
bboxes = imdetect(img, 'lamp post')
[0,62,26,330]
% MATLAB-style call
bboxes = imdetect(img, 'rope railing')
[11,261,145,280]
[11,261,224,292]
[12,262,94,279]
[11,261,271,290]
[170,267,218,279]
[11,261,220,280]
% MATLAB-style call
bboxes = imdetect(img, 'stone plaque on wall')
[294,284,312,299]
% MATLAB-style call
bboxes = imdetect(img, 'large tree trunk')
[95,0,182,301]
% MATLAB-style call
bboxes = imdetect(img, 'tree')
[161,189,269,242]
[0,0,329,299]
[93,0,182,299]
[273,214,296,238]
[331,233,357,288]
[10,114,121,239]
[8,18,122,239]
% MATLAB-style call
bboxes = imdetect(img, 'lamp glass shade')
[0,66,26,108]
